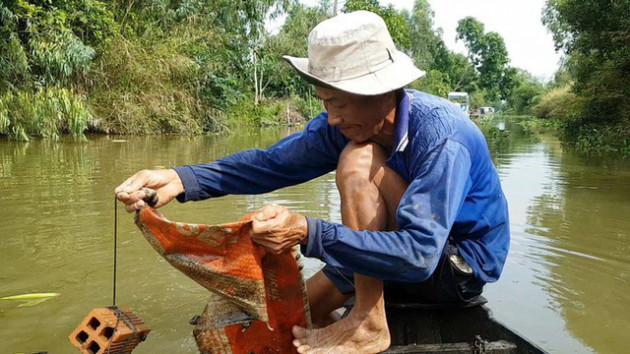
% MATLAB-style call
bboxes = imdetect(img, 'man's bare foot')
[291,305,390,354]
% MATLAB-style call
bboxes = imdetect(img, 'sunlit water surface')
[1,119,629,353]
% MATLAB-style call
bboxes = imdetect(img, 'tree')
[343,0,412,52]
[431,40,477,93]
[0,0,116,140]
[407,0,439,70]
[543,0,630,125]
[264,3,331,97]
[456,17,515,101]
[505,69,544,115]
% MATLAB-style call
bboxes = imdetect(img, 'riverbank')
[0,91,310,140]
[513,116,630,157]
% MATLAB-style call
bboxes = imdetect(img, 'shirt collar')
[390,90,412,156]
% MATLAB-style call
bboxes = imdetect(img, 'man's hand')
[115,169,184,212]
[250,205,308,254]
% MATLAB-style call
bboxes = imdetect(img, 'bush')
[224,97,310,128]
[560,122,630,156]
[88,37,207,135]
[410,70,451,98]
[533,85,630,156]
[0,87,91,140]
[533,85,585,121]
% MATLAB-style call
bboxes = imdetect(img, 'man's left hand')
[250,205,308,254]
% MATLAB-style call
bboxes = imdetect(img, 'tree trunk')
[253,51,259,105]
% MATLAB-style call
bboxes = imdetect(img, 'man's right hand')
[115,169,184,212]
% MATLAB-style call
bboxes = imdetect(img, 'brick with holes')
[69,307,150,354]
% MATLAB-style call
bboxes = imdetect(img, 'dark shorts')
[322,241,485,304]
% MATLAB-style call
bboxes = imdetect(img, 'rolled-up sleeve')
[303,139,472,282]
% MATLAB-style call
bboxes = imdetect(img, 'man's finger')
[115,191,129,202]
[122,170,150,193]
[251,218,270,237]
[250,237,270,248]
[124,199,145,213]
[118,189,144,204]
[250,238,283,254]
[256,204,281,221]
[115,173,139,193]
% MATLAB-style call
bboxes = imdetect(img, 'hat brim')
[282,50,425,96]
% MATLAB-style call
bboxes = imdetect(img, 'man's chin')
[343,134,370,144]
[340,129,371,143]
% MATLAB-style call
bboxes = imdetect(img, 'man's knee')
[336,142,388,192]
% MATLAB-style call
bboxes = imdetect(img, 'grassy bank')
[528,84,630,156]
[0,1,316,141]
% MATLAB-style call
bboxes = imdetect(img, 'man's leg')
[293,142,408,353]
[306,271,352,327]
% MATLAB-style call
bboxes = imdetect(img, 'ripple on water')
[2,130,630,353]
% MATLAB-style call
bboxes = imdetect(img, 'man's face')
[315,86,393,143]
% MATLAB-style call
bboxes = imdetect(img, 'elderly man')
[116,10,509,354]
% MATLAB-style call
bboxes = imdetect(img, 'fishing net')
[135,207,311,353]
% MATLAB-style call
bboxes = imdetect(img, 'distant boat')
[448,92,470,118]
[480,106,495,115]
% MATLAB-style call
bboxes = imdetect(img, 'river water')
[1,118,629,353]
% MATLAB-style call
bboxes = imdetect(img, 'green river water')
[1,118,629,353]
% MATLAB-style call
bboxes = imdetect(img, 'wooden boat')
[384,297,547,353]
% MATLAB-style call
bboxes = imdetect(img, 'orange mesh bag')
[135,207,311,353]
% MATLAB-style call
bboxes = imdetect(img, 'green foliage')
[262,3,330,98]
[456,17,515,101]
[2,0,117,88]
[563,123,630,156]
[53,0,118,46]
[505,70,544,115]
[407,0,438,69]
[0,87,91,140]
[88,37,206,135]
[543,0,630,151]
[343,0,412,51]
[508,83,542,115]
[29,30,96,86]
[456,17,486,65]
[410,69,450,98]
[478,118,511,150]
[469,90,487,111]
[225,98,300,127]
[0,0,117,140]
[533,85,585,121]
[516,117,561,136]
[431,42,476,93]
[0,0,531,138]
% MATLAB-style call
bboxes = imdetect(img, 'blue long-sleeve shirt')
[174,90,509,284]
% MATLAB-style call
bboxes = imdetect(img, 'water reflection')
[1,121,630,353]
[520,137,630,353]
[482,117,630,353]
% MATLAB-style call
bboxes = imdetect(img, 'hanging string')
[109,195,146,354]
[107,195,120,354]
[113,195,118,307]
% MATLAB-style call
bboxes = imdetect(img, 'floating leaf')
[1,293,60,307]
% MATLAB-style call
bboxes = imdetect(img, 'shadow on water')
[1,120,629,353]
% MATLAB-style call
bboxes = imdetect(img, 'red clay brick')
[69,307,150,354]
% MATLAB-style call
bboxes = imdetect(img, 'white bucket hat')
[283,10,426,96]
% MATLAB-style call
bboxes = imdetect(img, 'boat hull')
[385,301,546,353]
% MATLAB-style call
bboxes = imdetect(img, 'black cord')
[107,196,121,354]
[113,195,118,307]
